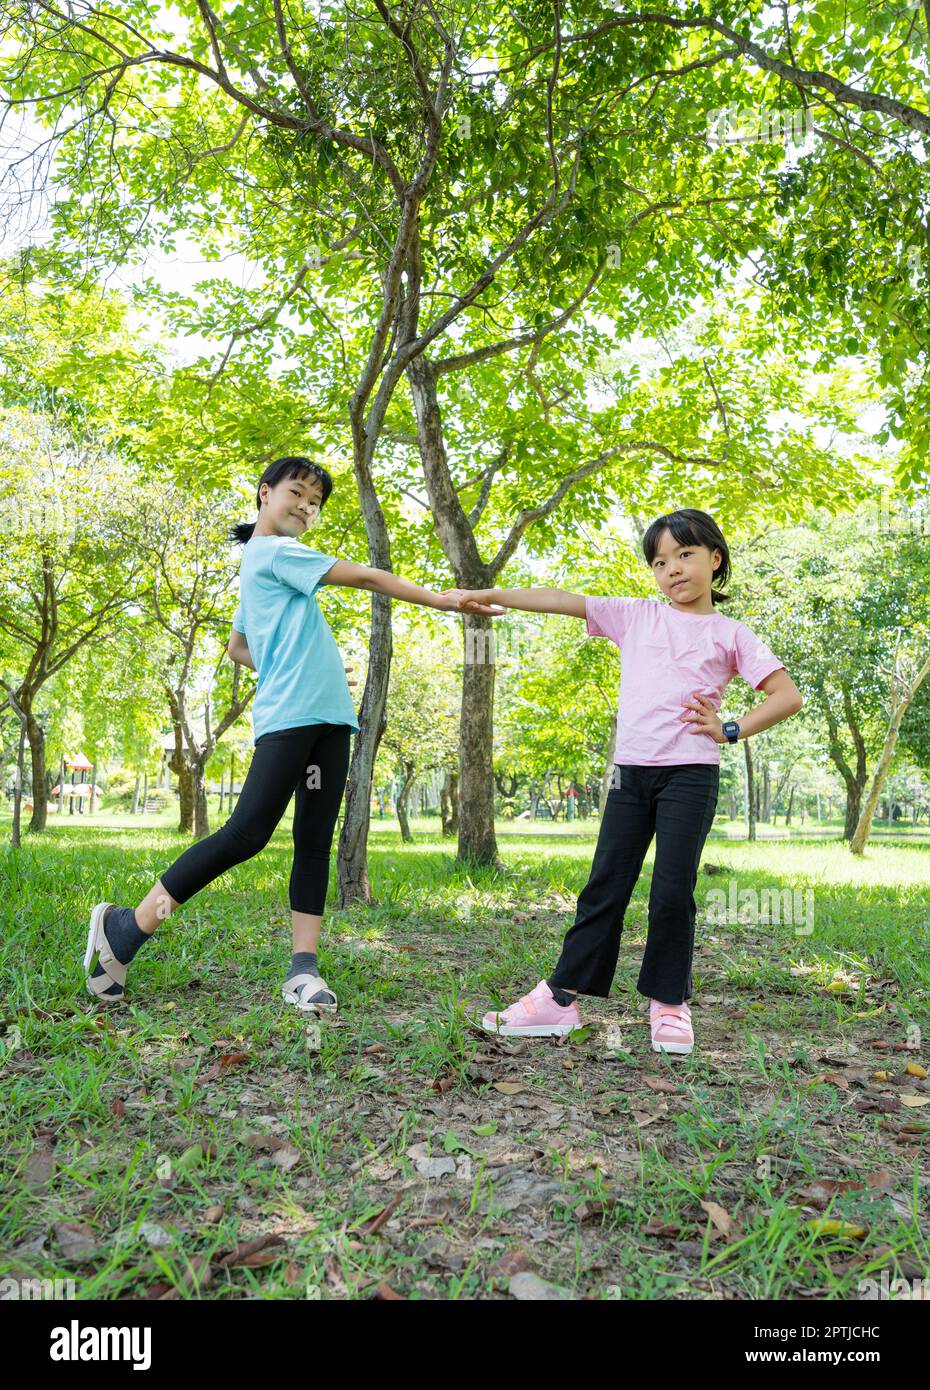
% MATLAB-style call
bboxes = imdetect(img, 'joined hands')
[439,589,508,616]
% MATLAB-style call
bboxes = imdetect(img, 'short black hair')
[229,455,334,545]
[641,508,731,605]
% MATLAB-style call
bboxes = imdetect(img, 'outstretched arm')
[321,560,505,614]
[446,587,587,618]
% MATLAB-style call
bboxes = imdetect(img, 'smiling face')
[257,471,325,538]
[650,528,722,610]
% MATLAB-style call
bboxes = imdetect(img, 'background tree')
[375,624,458,843]
[110,481,253,838]
[0,406,144,835]
[734,504,930,844]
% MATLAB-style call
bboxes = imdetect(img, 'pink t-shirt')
[585,596,785,766]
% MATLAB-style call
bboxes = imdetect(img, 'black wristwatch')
[722,720,741,745]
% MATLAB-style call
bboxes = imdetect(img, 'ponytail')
[229,520,256,546]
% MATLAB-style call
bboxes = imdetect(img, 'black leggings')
[159,723,352,915]
[548,763,720,1005]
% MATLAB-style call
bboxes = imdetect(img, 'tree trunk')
[173,757,211,838]
[10,706,27,849]
[440,768,459,836]
[458,613,500,864]
[131,774,140,815]
[25,701,48,833]
[338,629,390,903]
[176,760,195,833]
[818,684,868,840]
[493,770,521,818]
[192,762,209,839]
[744,739,756,841]
[396,760,416,843]
[850,648,930,854]
[90,761,97,815]
[163,673,252,838]
[843,789,861,839]
[337,583,391,906]
[406,355,501,868]
[785,785,794,825]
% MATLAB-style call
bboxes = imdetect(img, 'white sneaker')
[281,971,337,1014]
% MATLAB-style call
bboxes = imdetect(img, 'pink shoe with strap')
[650,998,694,1055]
[481,980,582,1037]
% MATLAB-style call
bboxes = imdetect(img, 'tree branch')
[512,11,930,137]
[489,439,726,576]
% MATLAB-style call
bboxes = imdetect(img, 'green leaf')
[443,1129,477,1155]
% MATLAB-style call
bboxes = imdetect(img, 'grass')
[1,813,928,1301]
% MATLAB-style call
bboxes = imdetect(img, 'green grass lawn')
[12,799,929,842]
[2,814,928,1300]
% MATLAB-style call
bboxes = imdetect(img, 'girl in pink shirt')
[452,508,804,1055]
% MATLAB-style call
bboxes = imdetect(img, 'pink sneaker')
[481,980,582,1037]
[650,998,693,1055]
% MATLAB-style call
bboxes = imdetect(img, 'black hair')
[228,456,334,545]
[641,508,731,605]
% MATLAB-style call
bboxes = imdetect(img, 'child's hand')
[681,693,725,743]
[439,589,507,615]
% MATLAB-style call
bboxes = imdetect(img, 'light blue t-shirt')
[232,535,360,744]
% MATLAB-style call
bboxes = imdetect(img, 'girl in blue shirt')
[83,455,501,1014]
